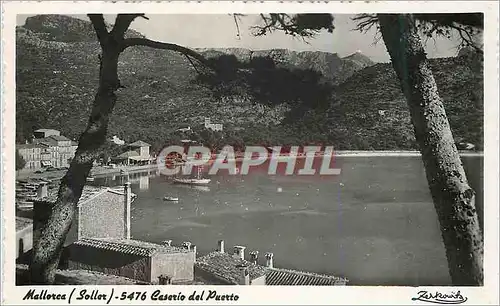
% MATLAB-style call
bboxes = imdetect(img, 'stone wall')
[16,224,33,260]
[67,244,151,283]
[78,192,125,239]
[251,275,266,285]
[151,251,195,284]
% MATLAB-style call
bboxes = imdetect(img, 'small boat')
[17,201,34,210]
[163,196,179,202]
[172,178,211,185]
[172,166,210,185]
[18,192,37,198]
[86,177,95,182]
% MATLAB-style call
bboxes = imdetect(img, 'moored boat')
[172,165,211,185]
[172,178,211,185]
[17,201,34,210]
[163,196,179,201]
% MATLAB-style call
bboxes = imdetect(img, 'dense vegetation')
[16,15,483,154]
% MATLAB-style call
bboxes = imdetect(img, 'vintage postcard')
[1,1,499,305]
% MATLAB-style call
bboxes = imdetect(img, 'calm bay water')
[93,155,483,286]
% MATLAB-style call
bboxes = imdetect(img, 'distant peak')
[342,51,374,66]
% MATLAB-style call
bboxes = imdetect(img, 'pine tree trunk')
[377,14,483,285]
[29,46,121,284]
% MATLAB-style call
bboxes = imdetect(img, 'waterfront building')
[17,129,77,169]
[17,144,42,169]
[111,140,153,166]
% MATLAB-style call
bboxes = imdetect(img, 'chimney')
[37,183,48,199]
[265,252,274,268]
[162,240,172,247]
[124,182,132,239]
[217,240,224,253]
[236,264,250,285]
[233,245,246,260]
[249,251,259,264]
[182,241,192,251]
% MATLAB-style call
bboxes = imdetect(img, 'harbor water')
[92,154,483,286]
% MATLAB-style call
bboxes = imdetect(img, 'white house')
[204,117,223,132]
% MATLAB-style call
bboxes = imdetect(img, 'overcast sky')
[17,14,465,63]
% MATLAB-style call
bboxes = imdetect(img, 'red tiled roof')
[265,268,348,286]
[195,252,268,284]
[73,238,190,257]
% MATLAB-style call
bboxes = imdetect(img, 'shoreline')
[16,151,483,181]
[90,164,157,177]
[16,164,158,181]
[330,150,483,157]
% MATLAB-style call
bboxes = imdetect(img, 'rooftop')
[195,252,268,284]
[74,238,191,257]
[265,268,348,286]
[196,251,348,286]
[129,140,150,147]
[17,143,41,149]
[48,135,71,142]
[33,138,58,146]
[34,128,60,133]
[116,150,139,158]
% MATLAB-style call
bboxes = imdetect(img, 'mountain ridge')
[16,15,483,152]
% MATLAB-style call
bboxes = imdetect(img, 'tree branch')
[352,14,378,33]
[122,37,214,71]
[448,24,483,54]
[87,14,109,47]
[353,13,483,54]
[252,14,334,39]
[110,14,145,40]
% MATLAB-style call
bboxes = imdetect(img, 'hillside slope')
[16,15,483,152]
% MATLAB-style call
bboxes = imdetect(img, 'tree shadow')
[195,53,334,124]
